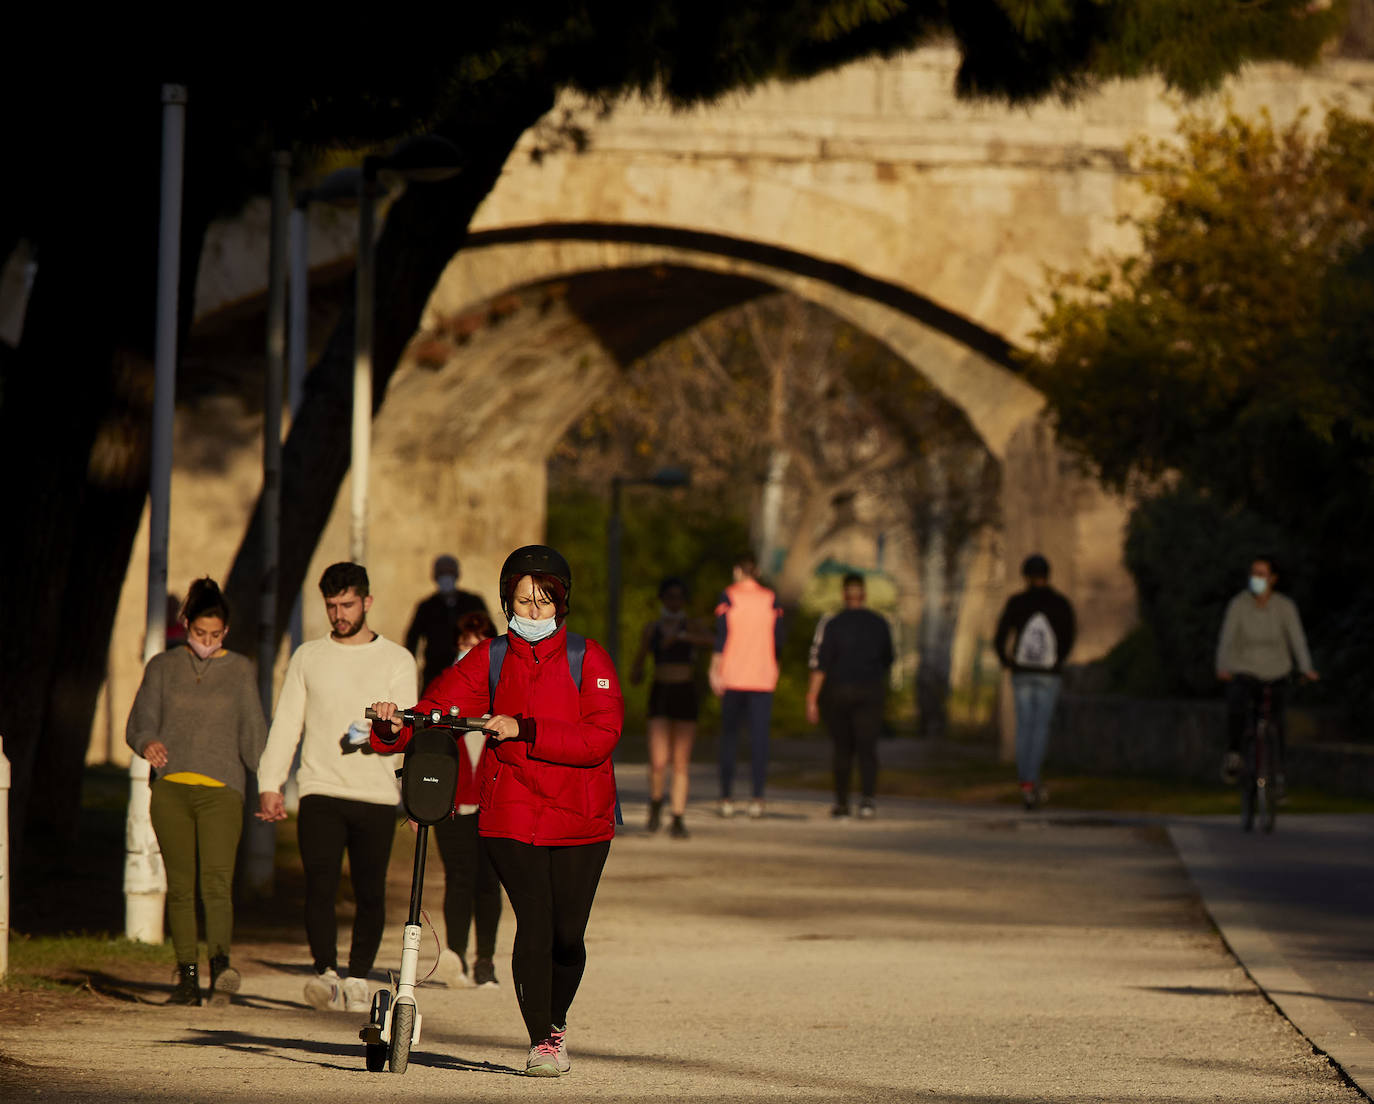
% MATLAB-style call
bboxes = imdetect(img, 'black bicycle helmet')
[499,545,573,618]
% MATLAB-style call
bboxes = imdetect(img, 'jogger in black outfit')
[805,573,894,818]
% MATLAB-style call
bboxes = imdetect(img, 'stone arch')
[423,224,1045,460]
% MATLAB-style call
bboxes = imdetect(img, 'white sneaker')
[342,976,369,1013]
[747,799,765,819]
[303,968,343,1011]
[438,948,471,988]
[718,799,736,818]
[550,1025,571,1074]
[525,1040,561,1077]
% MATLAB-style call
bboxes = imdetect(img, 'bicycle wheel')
[1258,721,1278,834]
[389,1001,415,1074]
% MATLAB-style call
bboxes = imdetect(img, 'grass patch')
[770,761,1374,816]
[3,932,173,993]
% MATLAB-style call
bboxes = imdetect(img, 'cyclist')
[1216,555,1319,793]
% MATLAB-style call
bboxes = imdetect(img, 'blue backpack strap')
[565,632,586,688]
[488,635,509,710]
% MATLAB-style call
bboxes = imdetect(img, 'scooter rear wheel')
[364,989,391,1072]
[389,1001,415,1074]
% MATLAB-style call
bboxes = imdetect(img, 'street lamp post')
[125,82,187,944]
[349,136,464,565]
[604,467,691,670]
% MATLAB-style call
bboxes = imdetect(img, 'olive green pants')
[149,780,243,964]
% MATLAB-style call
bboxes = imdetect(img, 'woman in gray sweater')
[126,578,268,1006]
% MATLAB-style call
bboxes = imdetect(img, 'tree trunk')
[223,90,555,666]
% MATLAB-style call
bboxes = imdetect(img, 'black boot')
[648,798,663,832]
[168,963,202,1006]
[208,954,240,1005]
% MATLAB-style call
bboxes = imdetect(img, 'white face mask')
[510,614,559,642]
[1249,575,1270,597]
[188,637,219,660]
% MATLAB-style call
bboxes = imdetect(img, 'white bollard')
[124,756,165,943]
[1,736,10,980]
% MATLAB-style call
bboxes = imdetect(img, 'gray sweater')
[125,647,268,796]
[1215,591,1314,682]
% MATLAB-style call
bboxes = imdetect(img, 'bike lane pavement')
[1169,814,1374,1098]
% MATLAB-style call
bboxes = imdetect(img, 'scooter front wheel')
[389,1001,415,1074]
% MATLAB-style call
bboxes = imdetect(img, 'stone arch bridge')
[94,46,1373,757]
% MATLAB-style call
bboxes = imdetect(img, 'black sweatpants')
[821,681,886,804]
[432,811,501,961]
[484,836,611,1045]
[297,794,397,979]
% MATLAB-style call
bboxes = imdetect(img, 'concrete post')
[1,737,10,980]
[126,82,186,943]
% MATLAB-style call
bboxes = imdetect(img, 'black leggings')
[432,812,501,961]
[297,795,397,979]
[1226,676,1287,761]
[821,681,885,803]
[484,836,611,1045]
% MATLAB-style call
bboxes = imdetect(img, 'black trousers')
[432,811,501,961]
[821,681,886,804]
[297,794,397,979]
[484,836,611,1045]
[1226,675,1287,760]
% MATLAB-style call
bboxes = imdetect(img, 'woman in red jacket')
[370,545,622,1077]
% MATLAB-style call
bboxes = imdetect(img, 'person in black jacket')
[404,554,489,689]
[994,554,1076,810]
[805,573,894,819]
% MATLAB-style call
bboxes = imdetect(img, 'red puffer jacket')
[373,626,623,846]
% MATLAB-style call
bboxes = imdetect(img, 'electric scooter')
[358,705,494,1073]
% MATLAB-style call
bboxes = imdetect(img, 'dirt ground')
[1,791,1364,1103]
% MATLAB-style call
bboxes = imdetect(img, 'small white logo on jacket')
[596,678,610,689]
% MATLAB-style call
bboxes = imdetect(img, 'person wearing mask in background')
[994,554,1076,811]
[255,562,417,1014]
[126,577,267,1007]
[1216,555,1318,794]
[710,552,785,819]
[804,573,894,819]
[405,554,489,690]
[434,609,504,989]
[630,577,714,838]
[369,545,622,1077]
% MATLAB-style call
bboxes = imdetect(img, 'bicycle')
[358,705,495,1074]
[1239,683,1281,834]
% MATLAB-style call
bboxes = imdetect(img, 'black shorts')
[648,681,699,722]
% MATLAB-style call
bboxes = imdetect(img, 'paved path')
[1169,814,1374,1097]
[0,774,1368,1102]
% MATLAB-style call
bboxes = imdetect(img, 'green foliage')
[546,482,749,744]
[1027,105,1374,704]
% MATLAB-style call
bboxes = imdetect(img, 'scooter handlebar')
[365,706,494,734]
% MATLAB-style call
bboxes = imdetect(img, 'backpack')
[487,632,622,825]
[401,724,463,825]
[1014,611,1058,670]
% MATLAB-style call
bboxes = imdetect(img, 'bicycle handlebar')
[365,706,494,733]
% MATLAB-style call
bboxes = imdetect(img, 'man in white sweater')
[257,563,416,1013]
